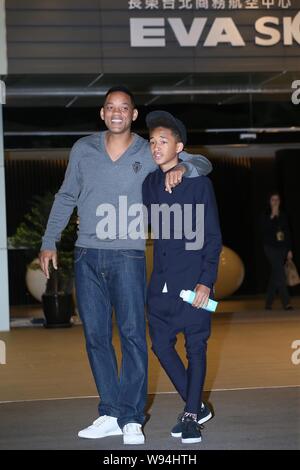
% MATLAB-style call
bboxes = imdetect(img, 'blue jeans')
[74,247,147,429]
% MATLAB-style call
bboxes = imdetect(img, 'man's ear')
[176,142,184,154]
[132,108,138,122]
[100,107,104,121]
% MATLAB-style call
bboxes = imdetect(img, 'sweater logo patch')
[132,161,142,173]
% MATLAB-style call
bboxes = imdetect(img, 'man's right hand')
[39,250,58,279]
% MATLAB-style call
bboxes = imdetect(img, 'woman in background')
[261,192,293,311]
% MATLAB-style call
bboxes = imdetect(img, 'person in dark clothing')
[261,192,293,310]
[142,111,222,444]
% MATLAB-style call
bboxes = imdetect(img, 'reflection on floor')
[1,302,299,403]
[10,294,300,322]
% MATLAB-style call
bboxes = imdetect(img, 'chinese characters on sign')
[128,0,293,9]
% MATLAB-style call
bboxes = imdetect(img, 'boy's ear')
[100,107,104,121]
[176,142,184,154]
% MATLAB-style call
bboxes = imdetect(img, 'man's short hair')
[104,86,136,108]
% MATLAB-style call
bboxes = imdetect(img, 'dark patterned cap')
[146,110,187,145]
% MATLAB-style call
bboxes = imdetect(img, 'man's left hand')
[165,164,186,193]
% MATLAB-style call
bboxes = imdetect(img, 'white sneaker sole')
[123,436,145,445]
[181,437,202,444]
[171,411,213,438]
[198,411,212,424]
[78,429,123,439]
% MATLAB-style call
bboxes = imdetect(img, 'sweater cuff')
[174,162,192,177]
[40,238,57,251]
[198,273,213,290]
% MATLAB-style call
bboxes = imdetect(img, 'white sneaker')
[123,423,145,445]
[78,415,123,439]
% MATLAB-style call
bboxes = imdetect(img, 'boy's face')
[149,127,183,167]
[100,91,138,134]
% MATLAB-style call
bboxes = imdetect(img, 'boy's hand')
[192,284,211,309]
[165,164,186,193]
[39,250,58,279]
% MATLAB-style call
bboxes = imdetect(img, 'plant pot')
[42,292,74,328]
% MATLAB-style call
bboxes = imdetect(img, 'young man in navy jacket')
[142,111,222,444]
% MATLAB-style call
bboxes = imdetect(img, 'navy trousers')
[147,292,211,414]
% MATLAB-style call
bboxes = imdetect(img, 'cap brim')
[146,111,187,145]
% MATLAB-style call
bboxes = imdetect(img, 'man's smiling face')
[100,91,138,134]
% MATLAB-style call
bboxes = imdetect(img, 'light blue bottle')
[179,290,218,312]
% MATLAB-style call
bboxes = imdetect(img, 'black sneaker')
[170,412,185,438]
[170,403,212,438]
[197,402,213,424]
[181,417,203,444]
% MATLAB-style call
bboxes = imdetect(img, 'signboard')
[4,0,300,73]
[124,0,300,72]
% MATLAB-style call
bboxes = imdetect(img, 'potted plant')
[9,192,78,328]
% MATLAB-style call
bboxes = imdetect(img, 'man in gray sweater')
[39,86,212,445]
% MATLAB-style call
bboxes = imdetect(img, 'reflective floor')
[1,303,300,402]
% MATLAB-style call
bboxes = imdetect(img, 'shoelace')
[196,422,204,431]
[92,415,110,426]
[124,423,142,433]
[182,417,204,432]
